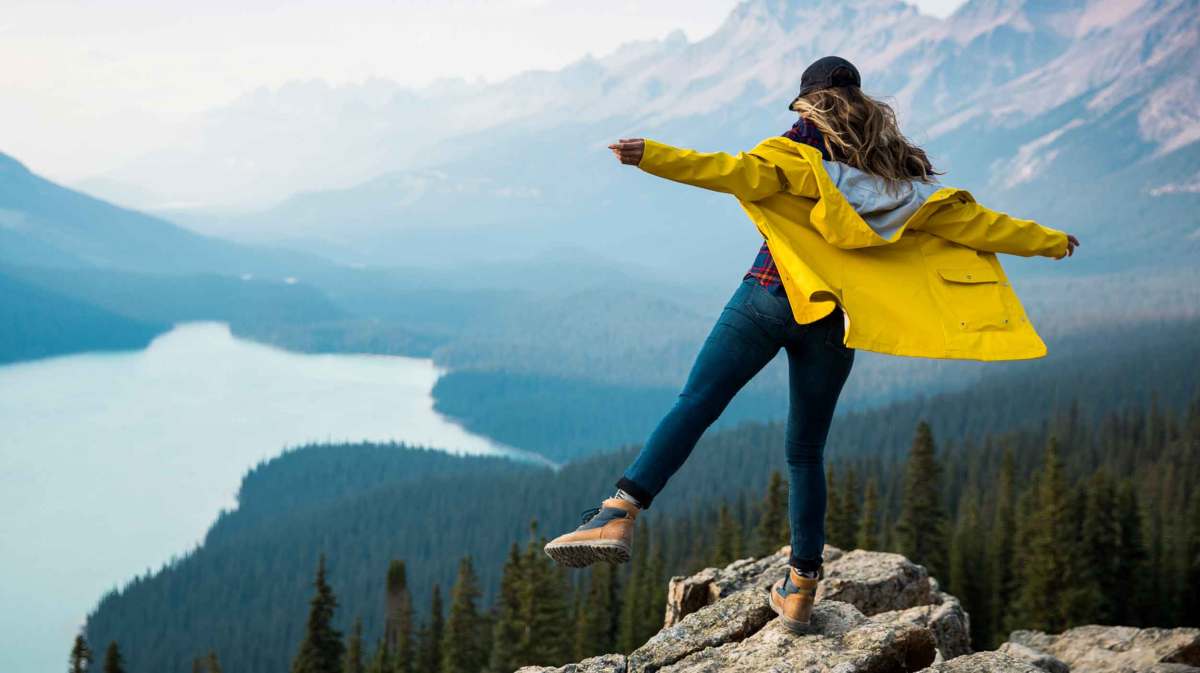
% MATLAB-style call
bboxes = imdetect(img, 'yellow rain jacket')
[637,136,1070,360]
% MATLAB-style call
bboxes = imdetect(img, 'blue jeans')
[615,277,855,571]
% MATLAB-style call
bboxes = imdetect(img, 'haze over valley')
[3,1,1198,672]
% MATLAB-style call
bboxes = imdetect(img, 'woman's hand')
[608,138,644,165]
[1054,234,1080,259]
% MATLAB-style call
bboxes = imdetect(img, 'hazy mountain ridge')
[114,0,1198,283]
[89,0,1198,208]
[0,151,452,363]
[0,149,322,278]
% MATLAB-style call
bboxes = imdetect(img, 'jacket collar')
[754,136,967,248]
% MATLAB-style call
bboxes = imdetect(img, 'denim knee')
[672,385,729,428]
[785,439,825,466]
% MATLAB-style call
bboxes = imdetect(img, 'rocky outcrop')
[921,652,1045,673]
[818,549,934,616]
[629,599,936,673]
[870,589,971,661]
[1003,626,1200,673]
[515,547,1195,673]
[661,545,969,661]
[663,545,844,627]
[518,546,977,673]
[994,643,1069,673]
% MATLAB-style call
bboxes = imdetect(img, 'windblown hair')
[790,86,942,195]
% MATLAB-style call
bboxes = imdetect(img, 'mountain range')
[77,0,1199,283]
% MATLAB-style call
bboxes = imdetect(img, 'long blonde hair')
[790,86,942,195]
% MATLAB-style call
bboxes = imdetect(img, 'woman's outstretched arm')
[610,138,1080,259]
[610,137,797,202]
[916,200,1080,259]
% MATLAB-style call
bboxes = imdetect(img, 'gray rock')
[664,546,935,628]
[653,600,936,673]
[873,592,972,660]
[629,587,779,673]
[664,545,845,627]
[920,651,1045,673]
[818,550,933,617]
[996,642,1070,673]
[514,652,627,673]
[1006,625,1200,673]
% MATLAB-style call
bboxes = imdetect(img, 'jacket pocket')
[743,284,790,328]
[822,309,855,361]
[934,266,1012,331]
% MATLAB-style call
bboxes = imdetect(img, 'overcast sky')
[2,0,966,182]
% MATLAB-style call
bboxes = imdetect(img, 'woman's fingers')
[608,138,644,165]
[1056,234,1080,259]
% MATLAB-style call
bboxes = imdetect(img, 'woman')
[542,56,1078,633]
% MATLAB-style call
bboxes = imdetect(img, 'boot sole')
[543,540,631,567]
[767,586,813,634]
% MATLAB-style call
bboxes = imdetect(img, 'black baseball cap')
[787,56,861,109]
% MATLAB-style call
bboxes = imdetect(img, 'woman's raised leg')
[616,280,783,509]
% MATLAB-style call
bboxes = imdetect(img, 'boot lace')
[579,506,602,524]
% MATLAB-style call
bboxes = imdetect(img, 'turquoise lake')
[0,323,546,673]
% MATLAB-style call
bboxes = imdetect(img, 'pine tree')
[839,468,860,549]
[344,618,364,673]
[755,470,789,557]
[1010,438,1074,633]
[516,519,571,666]
[384,560,414,673]
[895,421,948,579]
[475,605,495,673]
[101,642,125,673]
[639,532,666,640]
[618,519,655,654]
[686,507,709,569]
[710,502,741,566]
[1079,470,1119,621]
[1002,472,1038,634]
[987,448,1017,647]
[1062,484,1098,625]
[441,555,486,673]
[487,543,523,673]
[1113,480,1149,625]
[365,640,393,673]
[825,467,845,549]
[1184,491,1200,625]
[415,584,444,673]
[70,633,93,673]
[573,561,618,659]
[291,554,346,673]
[857,477,880,551]
[948,491,989,647]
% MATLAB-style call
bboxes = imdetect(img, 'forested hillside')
[83,318,1200,673]
[0,270,164,364]
[432,311,1200,461]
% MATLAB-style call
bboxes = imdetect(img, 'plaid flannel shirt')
[743,117,831,293]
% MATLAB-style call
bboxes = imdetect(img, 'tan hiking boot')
[768,565,820,633]
[543,497,639,567]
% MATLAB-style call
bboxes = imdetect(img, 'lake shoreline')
[0,321,539,673]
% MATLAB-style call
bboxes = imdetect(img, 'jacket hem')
[843,337,1047,361]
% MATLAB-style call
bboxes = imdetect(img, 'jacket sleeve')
[914,200,1070,258]
[636,138,799,202]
